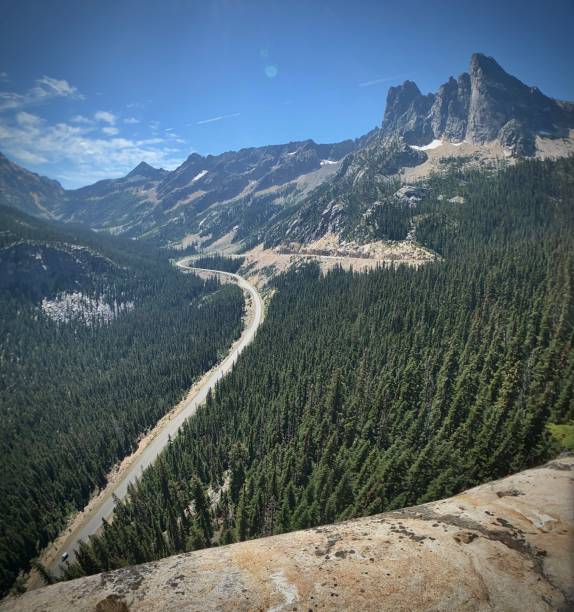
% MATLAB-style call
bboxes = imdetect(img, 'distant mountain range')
[1,53,573,251]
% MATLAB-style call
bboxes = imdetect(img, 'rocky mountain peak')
[428,72,470,142]
[381,80,435,145]
[469,52,507,77]
[184,152,204,163]
[389,79,423,101]
[380,53,574,156]
[126,161,165,180]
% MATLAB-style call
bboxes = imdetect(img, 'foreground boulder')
[2,457,573,611]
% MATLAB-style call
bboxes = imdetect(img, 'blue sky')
[0,0,573,188]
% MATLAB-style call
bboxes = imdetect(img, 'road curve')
[47,262,263,578]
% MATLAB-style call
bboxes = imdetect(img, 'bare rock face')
[428,73,471,142]
[466,53,514,143]
[498,118,536,156]
[381,81,435,145]
[2,457,572,611]
[280,138,427,243]
[466,53,547,155]
[380,53,574,156]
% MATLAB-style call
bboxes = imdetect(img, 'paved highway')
[47,262,263,577]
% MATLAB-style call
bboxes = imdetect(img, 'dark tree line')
[64,157,573,579]
[192,255,245,273]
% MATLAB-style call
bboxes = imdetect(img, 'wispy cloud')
[94,110,116,125]
[36,76,80,97]
[0,113,186,188]
[124,116,140,124]
[358,74,406,88]
[102,126,119,136]
[16,111,43,127]
[10,149,49,164]
[196,112,240,125]
[0,76,83,112]
[0,72,8,83]
[70,114,94,125]
[126,99,151,110]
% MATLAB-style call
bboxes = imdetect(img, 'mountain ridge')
[1,53,573,249]
[0,153,65,219]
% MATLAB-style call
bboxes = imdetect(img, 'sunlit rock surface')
[2,457,572,611]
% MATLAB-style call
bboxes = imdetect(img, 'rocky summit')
[381,53,574,155]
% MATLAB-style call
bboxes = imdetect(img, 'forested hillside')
[0,209,245,595]
[64,156,573,578]
[191,255,245,274]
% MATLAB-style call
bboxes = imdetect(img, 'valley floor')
[26,264,263,590]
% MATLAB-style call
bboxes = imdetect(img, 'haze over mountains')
[1,53,573,251]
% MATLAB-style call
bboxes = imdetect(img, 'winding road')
[46,261,263,579]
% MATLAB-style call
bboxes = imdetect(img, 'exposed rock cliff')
[428,73,471,141]
[381,53,574,156]
[380,80,435,144]
[2,457,572,611]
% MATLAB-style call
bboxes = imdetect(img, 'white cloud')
[36,76,80,98]
[124,117,140,124]
[94,110,116,125]
[16,111,42,127]
[0,113,186,188]
[126,100,151,110]
[10,149,49,164]
[70,114,94,125]
[0,75,83,112]
[102,126,119,136]
[358,74,405,88]
[196,112,240,125]
[0,72,8,83]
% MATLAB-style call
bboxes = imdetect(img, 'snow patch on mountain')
[41,292,134,326]
[33,251,48,270]
[192,170,208,182]
[410,139,443,151]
